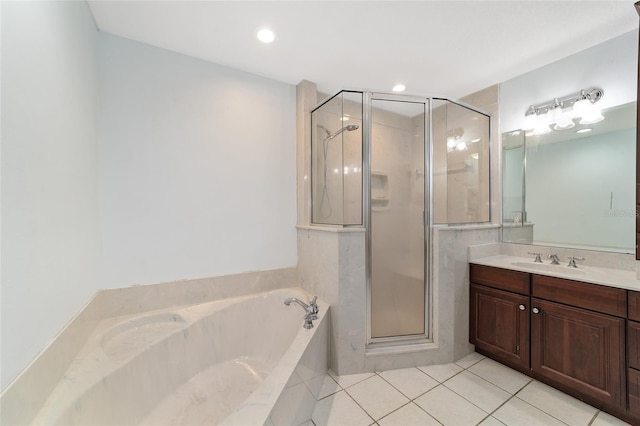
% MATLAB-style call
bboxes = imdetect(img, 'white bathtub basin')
[101,312,187,361]
[31,288,329,426]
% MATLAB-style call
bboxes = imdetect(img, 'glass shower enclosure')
[311,91,490,344]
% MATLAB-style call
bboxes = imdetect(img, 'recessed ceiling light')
[392,84,406,92]
[576,128,593,134]
[257,28,275,43]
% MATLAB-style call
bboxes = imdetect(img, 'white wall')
[1,1,101,389]
[97,33,297,288]
[500,30,638,132]
[2,4,298,391]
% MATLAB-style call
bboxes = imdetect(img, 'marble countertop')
[471,254,640,292]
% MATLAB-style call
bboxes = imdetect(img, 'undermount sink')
[510,261,586,276]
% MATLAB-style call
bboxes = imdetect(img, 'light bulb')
[455,141,468,151]
[257,29,275,43]
[553,111,575,130]
[572,98,593,116]
[523,113,537,131]
[546,105,563,123]
[579,109,604,125]
[532,116,551,135]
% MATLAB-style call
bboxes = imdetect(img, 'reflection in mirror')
[502,101,636,253]
[433,99,491,224]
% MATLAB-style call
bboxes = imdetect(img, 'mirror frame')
[636,1,640,261]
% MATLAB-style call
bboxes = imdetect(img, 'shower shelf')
[371,171,390,211]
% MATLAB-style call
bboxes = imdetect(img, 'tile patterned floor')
[308,353,631,426]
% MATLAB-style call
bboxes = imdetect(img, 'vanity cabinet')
[470,264,628,415]
[469,265,530,371]
[628,291,640,416]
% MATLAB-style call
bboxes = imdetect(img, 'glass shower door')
[369,98,427,339]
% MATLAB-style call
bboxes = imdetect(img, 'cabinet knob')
[519,304,526,311]
[532,307,540,314]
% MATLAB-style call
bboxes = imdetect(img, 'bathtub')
[31,287,329,425]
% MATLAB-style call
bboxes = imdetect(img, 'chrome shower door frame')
[365,92,433,347]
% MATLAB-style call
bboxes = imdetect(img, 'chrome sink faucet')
[284,296,319,329]
[568,256,586,268]
[528,252,543,263]
[548,254,560,265]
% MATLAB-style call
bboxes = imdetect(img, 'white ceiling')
[87,1,639,99]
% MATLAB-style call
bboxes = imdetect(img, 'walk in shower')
[311,91,490,345]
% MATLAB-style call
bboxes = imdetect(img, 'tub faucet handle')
[309,296,318,319]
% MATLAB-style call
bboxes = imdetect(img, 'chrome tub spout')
[284,296,319,329]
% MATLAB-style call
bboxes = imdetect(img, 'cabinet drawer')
[470,264,530,295]
[629,291,640,321]
[532,275,626,317]
[630,321,640,369]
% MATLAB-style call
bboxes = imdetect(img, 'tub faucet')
[284,296,319,329]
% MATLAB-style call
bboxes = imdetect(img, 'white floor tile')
[378,367,439,399]
[316,374,341,400]
[479,416,507,426]
[346,375,410,421]
[377,402,441,426]
[444,370,511,413]
[417,362,463,383]
[493,397,565,426]
[516,380,597,425]
[311,390,372,426]
[468,358,531,394]
[329,370,376,389]
[414,384,488,426]
[455,352,485,369]
[592,410,632,425]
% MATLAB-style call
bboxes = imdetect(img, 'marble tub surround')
[28,287,326,425]
[469,242,640,290]
[0,267,297,425]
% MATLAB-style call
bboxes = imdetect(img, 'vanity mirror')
[502,101,636,253]
[501,30,638,254]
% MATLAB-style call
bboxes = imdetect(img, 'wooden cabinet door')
[531,298,626,409]
[629,369,640,417]
[470,284,530,371]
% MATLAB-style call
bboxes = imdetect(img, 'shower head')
[326,124,360,140]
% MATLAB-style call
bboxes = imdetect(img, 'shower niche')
[371,171,389,211]
[311,90,490,344]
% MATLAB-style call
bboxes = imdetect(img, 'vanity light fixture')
[392,84,406,92]
[523,87,604,134]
